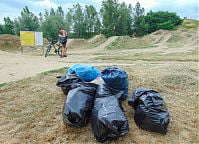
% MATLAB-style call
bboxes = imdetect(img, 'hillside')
[106,19,198,51]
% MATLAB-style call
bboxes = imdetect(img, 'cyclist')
[58,28,68,58]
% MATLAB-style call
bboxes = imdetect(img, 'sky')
[0,0,198,23]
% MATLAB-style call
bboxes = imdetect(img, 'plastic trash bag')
[63,82,98,127]
[90,76,104,85]
[91,96,129,143]
[128,87,170,134]
[67,64,100,82]
[95,83,124,101]
[101,67,128,100]
[56,74,82,95]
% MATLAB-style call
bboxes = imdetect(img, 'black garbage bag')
[91,96,129,143]
[95,84,125,109]
[101,67,128,101]
[56,74,82,95]
[128,87,170,134]
[63,82,98,127]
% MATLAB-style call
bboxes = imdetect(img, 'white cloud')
[36,0,58,8]
[175,0,198,6]
[119,0,158,9]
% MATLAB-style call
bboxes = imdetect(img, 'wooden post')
[42,46,45,55]
[20,46,23,54]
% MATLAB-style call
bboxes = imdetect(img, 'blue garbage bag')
[101,67,128,100]
[67,64,100,82]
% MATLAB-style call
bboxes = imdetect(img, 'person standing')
[59,28,68,57]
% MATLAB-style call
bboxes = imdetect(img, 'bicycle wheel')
[45,45,51,57]
[57,47,62,56]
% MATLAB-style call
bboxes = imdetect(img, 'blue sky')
[0,0,198,23]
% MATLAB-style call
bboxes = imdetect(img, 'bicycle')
[44,38,62,57]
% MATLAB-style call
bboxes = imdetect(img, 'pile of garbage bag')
[56,64,170,142]
[128,87,170,134]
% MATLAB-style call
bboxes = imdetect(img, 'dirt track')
[0,28,198,84]
[0,36,121,83]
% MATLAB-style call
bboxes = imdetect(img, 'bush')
[134,11,182,36]
[145,11,182,33]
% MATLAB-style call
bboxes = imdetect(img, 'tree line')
[0,0,182,40]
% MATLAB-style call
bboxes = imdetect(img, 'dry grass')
[177,19,199,30]
[0,62,198,144]
[105,36,156,50]
[94,48,198,62]
[0,34,20,52]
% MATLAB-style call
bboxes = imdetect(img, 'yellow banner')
[20,31,35,46]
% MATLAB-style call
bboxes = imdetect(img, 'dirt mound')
[0,34,20,52]
[67,39,88,49]
[0,34,49,54]
[88,34,106,44]
[143,29,172,44]
[166,28,198,50]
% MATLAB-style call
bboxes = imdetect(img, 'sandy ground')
[0,29,198,84]
[0,36,120,84]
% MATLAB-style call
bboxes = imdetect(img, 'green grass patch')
[41,67,67,76]
[0,83,7,88]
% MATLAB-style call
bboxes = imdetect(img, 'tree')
[65,8,73,33]
[101,0,132,37]
[72,3,86,38]
[14,6,39,35]
[0,24,4,34]
[41,16,60,40]
[1,17,15,34]
[50,8,56,16]
[38,12,43,22]
[116,2,133,35]
[133,2,145,18]
[57,6,64,17]
[134,16,148,36]
[41,6,66,40]
[101,0,120,37]
[133,2,146,36]
[85,5,101,37]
